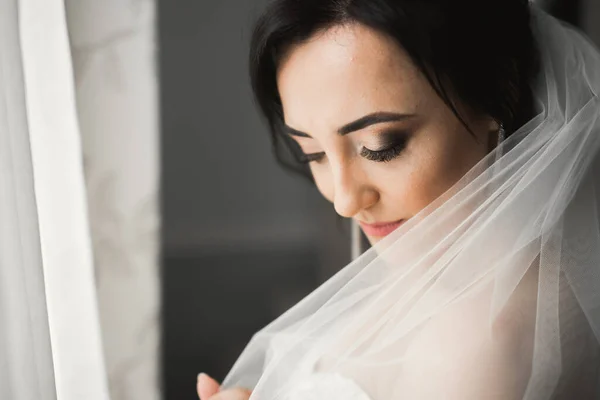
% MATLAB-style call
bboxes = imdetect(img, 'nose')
[331,163,379,218]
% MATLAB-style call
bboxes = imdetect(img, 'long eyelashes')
[298,151,326,163]
[298,132,409,164]
[360,135,408,162]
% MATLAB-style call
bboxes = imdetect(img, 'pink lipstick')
[358,219,405,237]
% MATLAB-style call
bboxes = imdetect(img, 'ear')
[488,118,501,133]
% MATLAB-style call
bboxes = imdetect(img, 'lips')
[358,219,405,237]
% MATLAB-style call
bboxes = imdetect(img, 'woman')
[198,0,600,398]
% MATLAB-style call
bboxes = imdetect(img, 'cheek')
[384,137,485,215]
[379,161,449,216]
[404,157,459,211]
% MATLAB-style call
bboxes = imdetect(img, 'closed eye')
[298,151,325,164]
[360,139,407,162]
[296,131,409,164]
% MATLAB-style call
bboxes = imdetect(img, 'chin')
[365,235,380,245]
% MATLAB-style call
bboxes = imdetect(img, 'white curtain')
[0,0,160,399]
[0,0,110,399]
[64,1,161,400]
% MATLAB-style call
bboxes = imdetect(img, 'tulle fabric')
[224,8,600,399]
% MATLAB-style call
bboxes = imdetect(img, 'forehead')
[276,24,433,132]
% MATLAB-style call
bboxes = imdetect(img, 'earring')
[497,123,506,146]
[494,122,506,164]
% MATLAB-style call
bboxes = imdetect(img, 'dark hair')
[249,0,539,179]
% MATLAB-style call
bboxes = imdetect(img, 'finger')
[197,373,221,400]
[209,388,252,400]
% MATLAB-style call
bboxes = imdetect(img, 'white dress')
[285,373,372,400]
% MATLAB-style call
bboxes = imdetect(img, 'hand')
[197,373,252,400]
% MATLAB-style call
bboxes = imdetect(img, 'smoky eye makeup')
[293,129,411,165]
[360,130,410,162]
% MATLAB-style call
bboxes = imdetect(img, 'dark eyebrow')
[338,112,415,135]
[284,112,415,138]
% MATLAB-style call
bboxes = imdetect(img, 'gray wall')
[582,0,600,45]
[161,0,337,254]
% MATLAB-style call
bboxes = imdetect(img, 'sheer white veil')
[224,7,600,399]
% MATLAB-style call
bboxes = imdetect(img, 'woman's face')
[277,24,497,244]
